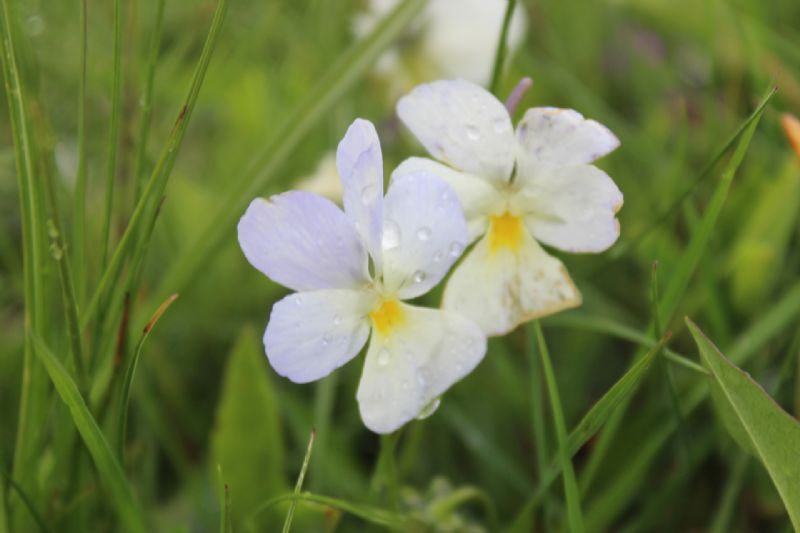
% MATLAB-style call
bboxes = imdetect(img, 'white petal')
[264,289,375,383]
[515,164,623,253]
[397,79,515,182]
[443,228,581,336]
[381,172,469,299]
[238,194,370,291]
[336,118,384,269]
[392,157,503,242]
[356,304,486,433]
[516,107,620,173]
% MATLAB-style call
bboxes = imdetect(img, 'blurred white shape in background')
[354,0,528,91]
[296,152,344,203]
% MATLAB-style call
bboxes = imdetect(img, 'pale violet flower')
[238,119,487,433]
[354,0,527,91]
[394,80,623,336]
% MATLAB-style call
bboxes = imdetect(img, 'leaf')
[211,327,286,531]
[687,319,800,530]
[30,335,148,533]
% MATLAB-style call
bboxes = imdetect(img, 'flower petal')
[397,79,515,182]
[392,157,502,242]
[356,303,486,433]
[516,107,620,172]
[238,193,370,291]
[264,289,375,383]
[515,164,623,253]
[443,229,581,336]
[381,171,469,299]
[336,118,384,269]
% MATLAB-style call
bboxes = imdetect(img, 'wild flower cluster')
[238,79,622,433]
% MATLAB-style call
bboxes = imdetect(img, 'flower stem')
[488,0,518,95]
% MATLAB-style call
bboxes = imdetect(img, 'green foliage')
[210,327,286,531]
[688,319,800,530]
[1,0,800,530]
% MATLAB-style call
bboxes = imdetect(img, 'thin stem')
[133,0,166,202]
[72,0,88,303]
[533,322,585,533]
[373,433,400,510]
[100,0,123,269]
[488,0,518,95]
[282,430,316,533]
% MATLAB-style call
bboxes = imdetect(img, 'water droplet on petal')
[377,348,391,366]
[360,183,378,205]
[493,117,508,133]
[333,314,341,326]
[294,295,303,306]
[449,242,464,257]
[416,227,431,241]
[413,270,426,284]
[322,333,333,346]
[416,371,427,387]
[382,220,401,250]
[466,125,480,140]
[416,397,441,420]
[401,379,411,390]
[433,251,443,263]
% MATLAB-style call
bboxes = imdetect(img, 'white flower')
[238,118,487,433]
[354,0,527,88]
[394,79,623,336]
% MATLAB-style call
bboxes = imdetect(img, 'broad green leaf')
[687,319,800,530]
[211,327,286,531]
[30,335,148,533]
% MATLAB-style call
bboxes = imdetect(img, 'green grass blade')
[152,0,425,305]
[218,468,232,533]
[81,0,229,331]
[115,294,178,460]
[0,0,52,519]
[72,0,89,303]
[100,0,123,268]
[0,467,48,533]
[30,334,148,533]
[532,322,584,533]
[253,493,414,530]
[282,430,316,533]
[709,452,749,533]
[687,319,800,529]
[488,0,518,93]
[132,0,166,202]
[509,333,670,531]
[609,86,777,261]
[578,92,769,495]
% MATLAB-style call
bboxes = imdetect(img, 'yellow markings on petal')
[488,212,524,254]
[370,298,405,338]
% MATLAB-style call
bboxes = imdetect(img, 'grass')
[1,0,799,531]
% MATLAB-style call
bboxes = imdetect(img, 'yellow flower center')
[488,211,524,253]
[370,298,405,338]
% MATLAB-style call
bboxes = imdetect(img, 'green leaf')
[30,335,148,533]
[687,319,800,530]
[211,327,286,531]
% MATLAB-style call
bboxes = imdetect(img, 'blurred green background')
[1,0,799,531]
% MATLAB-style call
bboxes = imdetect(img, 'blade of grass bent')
[30,335,148,533]
[152,0,425,304]
[115,294,179,460]
[82,0,229,331]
